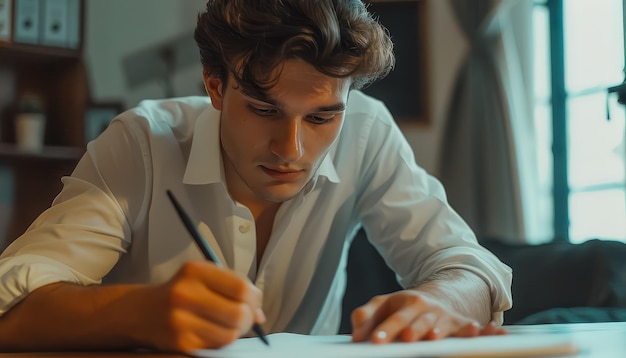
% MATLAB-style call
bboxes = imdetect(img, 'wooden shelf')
[0,43,82,64]
[0,144,84,161]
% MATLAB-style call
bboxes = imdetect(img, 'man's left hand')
[351,289,505,344]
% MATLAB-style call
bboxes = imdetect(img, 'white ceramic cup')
[15,113,46,152]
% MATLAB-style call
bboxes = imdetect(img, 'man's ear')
[203,68,224,111]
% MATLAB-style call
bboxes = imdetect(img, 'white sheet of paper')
[193,332,578,358]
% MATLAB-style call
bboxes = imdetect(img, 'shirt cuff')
[0,254,87,316]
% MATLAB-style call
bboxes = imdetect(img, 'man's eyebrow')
[242,90,346,112]
[315,103,346,112]
[243,90,281,108]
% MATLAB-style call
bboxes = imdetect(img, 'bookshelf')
[0,0,87,245]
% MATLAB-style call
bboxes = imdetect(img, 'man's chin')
[256,184,305,203]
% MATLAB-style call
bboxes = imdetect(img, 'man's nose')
[270,118,304,163]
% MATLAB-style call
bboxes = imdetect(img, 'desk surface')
[1,321,624,357]
[506,322,626,357]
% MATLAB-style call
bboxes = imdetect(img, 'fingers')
[351,295,388,342]
[478,321,508,336]
[165,309,241,351]
[177,261,263,307]
[155,261,266,351]
[377,308,446,343]
[353,292,438,344]
[398,312,439,342]
[449,321,481,338]
[351,291,505,345]
[172,285,257,331]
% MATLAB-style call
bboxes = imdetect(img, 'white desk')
[505,321,626,357]
[0,322,624,357]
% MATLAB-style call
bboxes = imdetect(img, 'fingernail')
[431,327,440,337]
[375,330,387,341]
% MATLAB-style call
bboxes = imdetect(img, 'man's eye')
[307,114,336,124]
[249,105,276,116]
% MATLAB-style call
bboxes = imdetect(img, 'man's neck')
[221,154,281,264]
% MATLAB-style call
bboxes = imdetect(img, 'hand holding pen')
[166,190,270,347]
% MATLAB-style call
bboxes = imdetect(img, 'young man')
[0,0,512,352]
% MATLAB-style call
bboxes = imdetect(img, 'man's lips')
[260,165,304,181]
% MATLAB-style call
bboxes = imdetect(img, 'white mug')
[15,113,46,152]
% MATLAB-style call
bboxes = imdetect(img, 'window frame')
[538,0,626,242]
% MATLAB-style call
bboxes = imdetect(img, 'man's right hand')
[0,261,265,352]
[141,261,265,351]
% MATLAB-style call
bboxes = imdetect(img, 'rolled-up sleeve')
[0,119,147,315]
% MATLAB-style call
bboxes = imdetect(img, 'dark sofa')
[340,230,626,333]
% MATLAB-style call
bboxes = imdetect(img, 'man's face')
[203,59,350,206]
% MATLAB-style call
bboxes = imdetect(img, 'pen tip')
[254,325,270,346]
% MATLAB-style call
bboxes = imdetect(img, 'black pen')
[166,189,270,346]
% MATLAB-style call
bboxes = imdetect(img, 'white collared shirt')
[0,92,512,334]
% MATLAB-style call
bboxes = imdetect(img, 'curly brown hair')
[193,0,394,96]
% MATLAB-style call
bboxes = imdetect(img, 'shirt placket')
[232,203,257,280]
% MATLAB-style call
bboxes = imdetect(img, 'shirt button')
[239,223,250,233]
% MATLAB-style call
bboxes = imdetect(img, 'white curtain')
[439,0,551,244]
[497,1,553,244]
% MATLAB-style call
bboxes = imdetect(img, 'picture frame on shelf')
[84,102,123,144]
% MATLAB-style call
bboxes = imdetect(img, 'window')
[533,0,626,243]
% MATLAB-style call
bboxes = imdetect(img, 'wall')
[85,0,207,107]
[400,0,466,175]
[84,0,466,175]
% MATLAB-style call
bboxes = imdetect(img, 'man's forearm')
[0,281,153,351]
[410,269,492,325]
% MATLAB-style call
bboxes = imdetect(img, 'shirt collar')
[182,107,341,188]
[183,107,224,185]
[315,149,340,184]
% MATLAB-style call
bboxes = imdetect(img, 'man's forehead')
[231,58,352,89]
[232,65,351,104]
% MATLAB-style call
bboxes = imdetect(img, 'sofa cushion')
[482,238,626,323]
[514,307,626,325]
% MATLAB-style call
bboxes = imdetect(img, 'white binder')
[0,0,12,42]
[66,0,80,48]
[41,0,69,47]
[13,0,40,44]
